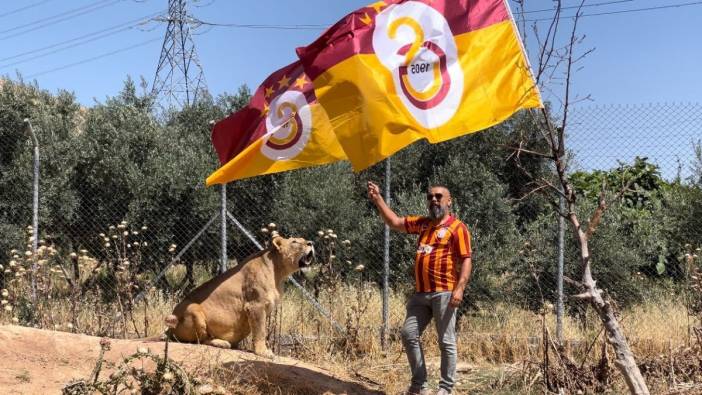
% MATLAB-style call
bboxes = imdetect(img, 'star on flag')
[264,86,274,98]
[294,75,309,90]
[277,74,291,89]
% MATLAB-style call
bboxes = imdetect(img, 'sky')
[1,0,700,105]
[1,0,700,177]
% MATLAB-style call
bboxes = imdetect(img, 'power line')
[12,0,702,79]
[0,0,123,41]
[520,0,636,14]
[26,37,161,79]
[0,10,165,68]
[525,1,702,22]
[195,1,639,30]
[194,20,326,30]
[0,0,55,19]
[193,1,698,31]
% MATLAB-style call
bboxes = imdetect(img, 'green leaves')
[656,254,667,275]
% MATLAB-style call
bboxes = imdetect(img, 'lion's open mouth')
[298,248,315,271]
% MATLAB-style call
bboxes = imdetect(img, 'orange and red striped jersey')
[404,215,471,292]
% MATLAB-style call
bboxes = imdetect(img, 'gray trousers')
[401,292,457,392]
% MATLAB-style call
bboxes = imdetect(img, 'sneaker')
[436,388,451,395]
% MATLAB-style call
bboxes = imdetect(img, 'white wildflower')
[354,264,365,272]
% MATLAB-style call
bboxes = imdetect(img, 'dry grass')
[0,233,696,394]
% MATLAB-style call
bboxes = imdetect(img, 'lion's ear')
[272,236,284,252]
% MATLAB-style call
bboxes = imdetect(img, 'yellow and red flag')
[296,0,543,171]
[206,61,346,185]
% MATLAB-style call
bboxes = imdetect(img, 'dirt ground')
[0,325,384,394]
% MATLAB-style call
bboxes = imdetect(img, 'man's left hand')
[449,288,464,308]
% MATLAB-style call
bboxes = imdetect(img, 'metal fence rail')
[0,89,700,363]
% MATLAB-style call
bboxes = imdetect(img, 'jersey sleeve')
[452,222,472,259]
[404,216,425,234]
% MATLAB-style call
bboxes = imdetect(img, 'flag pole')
[382,158,391,350]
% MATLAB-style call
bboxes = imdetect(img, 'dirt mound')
[0,325,384,394]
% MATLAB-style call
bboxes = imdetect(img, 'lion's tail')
[137,314,180,342]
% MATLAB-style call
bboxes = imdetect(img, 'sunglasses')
[426,193,444,201]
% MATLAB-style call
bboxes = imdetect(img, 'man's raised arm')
[367,181,406,233]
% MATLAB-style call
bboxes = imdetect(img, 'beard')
[428,204,447,220]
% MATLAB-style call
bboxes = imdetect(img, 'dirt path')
[0,325,384,394]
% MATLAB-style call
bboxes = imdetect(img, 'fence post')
[382,158,391,350]
[556,131,566,345]
[24,119,39,302]
[221,183,228,274]
[557,194,565,344]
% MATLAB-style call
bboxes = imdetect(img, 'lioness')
[165,235,314,358]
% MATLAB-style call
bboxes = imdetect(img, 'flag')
[296,0,543,171]
[206,61,346,185]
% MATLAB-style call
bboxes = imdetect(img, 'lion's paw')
[207,339,232,349]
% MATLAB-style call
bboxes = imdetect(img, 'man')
[367,182,472,395]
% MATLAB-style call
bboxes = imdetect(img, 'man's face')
[426,187,451,220]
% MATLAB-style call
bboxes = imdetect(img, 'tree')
[509,1,650,392]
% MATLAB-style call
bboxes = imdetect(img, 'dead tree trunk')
[569,212,650,395]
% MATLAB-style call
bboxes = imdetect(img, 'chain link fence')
[1,78,701,374]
